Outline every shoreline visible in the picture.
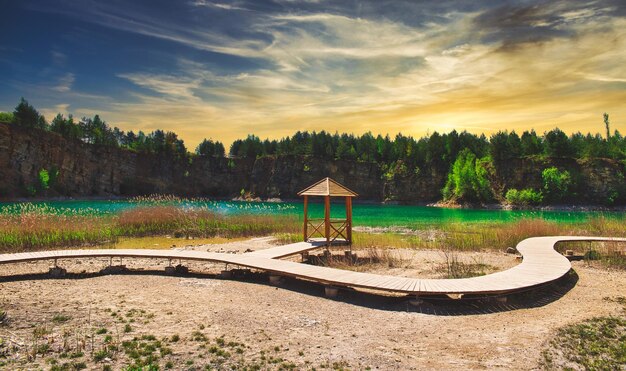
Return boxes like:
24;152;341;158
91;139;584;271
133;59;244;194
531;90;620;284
0;195;625;212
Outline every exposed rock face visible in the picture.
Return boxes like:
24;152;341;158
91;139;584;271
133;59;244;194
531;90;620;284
0;123;624;204
496;157;626;205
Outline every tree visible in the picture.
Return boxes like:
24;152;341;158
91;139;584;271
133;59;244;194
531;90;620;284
50;114;68;136
229;135;263;158
603;113;610;140
375;134;393;163
542;167;571;202
50;114;82;140
151;130;166;153
196;139;225;157
442;149;493;203
544;128;574;157
520;130;543;156
490;131;521;165
13;98;45;129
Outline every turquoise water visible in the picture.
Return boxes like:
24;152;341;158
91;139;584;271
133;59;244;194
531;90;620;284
0;199;623;227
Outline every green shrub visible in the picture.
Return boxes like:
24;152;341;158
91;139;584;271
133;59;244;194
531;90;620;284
443;149;493;203
542;167;571;202
38;169;50;191
93;349;111;362
584;249;601;260
505;188;543;206
0;112;14;123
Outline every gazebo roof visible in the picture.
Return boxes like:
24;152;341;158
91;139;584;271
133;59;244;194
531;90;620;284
297;177;358;197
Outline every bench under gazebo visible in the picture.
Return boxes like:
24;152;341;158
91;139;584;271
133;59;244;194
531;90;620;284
297;177;357;246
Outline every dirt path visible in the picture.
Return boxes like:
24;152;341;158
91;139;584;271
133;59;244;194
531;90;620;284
0;241;624;370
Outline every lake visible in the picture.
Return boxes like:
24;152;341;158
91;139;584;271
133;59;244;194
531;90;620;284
1;199;623;227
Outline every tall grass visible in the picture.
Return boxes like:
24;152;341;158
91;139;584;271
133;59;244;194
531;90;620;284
116;206;299;238
444;219;563;251
0;210;117;251
309;247;410;272
0;204;299;253
0;201;623;269
351;218;625;253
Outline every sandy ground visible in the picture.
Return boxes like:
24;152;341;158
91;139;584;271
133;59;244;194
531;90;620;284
0;238;624;370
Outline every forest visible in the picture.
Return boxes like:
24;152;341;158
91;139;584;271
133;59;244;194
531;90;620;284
2;98;625;205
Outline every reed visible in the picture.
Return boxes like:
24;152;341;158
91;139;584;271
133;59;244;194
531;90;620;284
116;206;299;238
443;219;562;251
0;201;623;271
0;204;299;252
0;210;117;252
348;216;625;269
309;247;409;272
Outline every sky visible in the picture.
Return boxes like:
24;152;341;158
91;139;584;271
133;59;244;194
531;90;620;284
1;0;625;149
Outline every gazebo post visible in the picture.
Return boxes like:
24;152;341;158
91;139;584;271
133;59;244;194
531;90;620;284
303;195;309;241
345;196;352;245
324;195;331;246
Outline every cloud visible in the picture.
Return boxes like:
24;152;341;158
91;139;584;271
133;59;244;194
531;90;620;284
117;72;202;100
17;0;626;148
51;51;67;66
189;0;250;11
52;73;75;92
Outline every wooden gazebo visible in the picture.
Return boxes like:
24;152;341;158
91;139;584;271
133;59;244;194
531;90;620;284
297;177;358;245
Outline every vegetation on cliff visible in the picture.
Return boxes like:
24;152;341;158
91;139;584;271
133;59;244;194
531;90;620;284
1;98;625;205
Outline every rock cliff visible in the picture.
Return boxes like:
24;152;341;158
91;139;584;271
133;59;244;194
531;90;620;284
0;123;624;204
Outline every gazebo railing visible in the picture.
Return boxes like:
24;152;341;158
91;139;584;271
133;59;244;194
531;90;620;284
306;218;349;242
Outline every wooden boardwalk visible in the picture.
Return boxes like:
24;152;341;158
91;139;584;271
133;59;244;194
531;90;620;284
0;236;624;296
246;240;345;259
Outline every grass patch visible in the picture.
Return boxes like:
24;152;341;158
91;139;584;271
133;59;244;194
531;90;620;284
439;250;493;278
95;328;107;335
309;247;411;272
52;314;71;324
541;316;626;370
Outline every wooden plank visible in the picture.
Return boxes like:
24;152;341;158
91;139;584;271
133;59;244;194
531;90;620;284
0;236;623;297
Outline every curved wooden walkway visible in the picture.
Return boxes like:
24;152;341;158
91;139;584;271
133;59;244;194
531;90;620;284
0;236;623;296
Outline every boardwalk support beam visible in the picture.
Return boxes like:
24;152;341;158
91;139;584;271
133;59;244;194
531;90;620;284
49;266;67;277
446;293;464;300
324;286;339;298
220;270;232;279
409;295;423;306
100;265;128;275
166;264;188;275
269;275;282;285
